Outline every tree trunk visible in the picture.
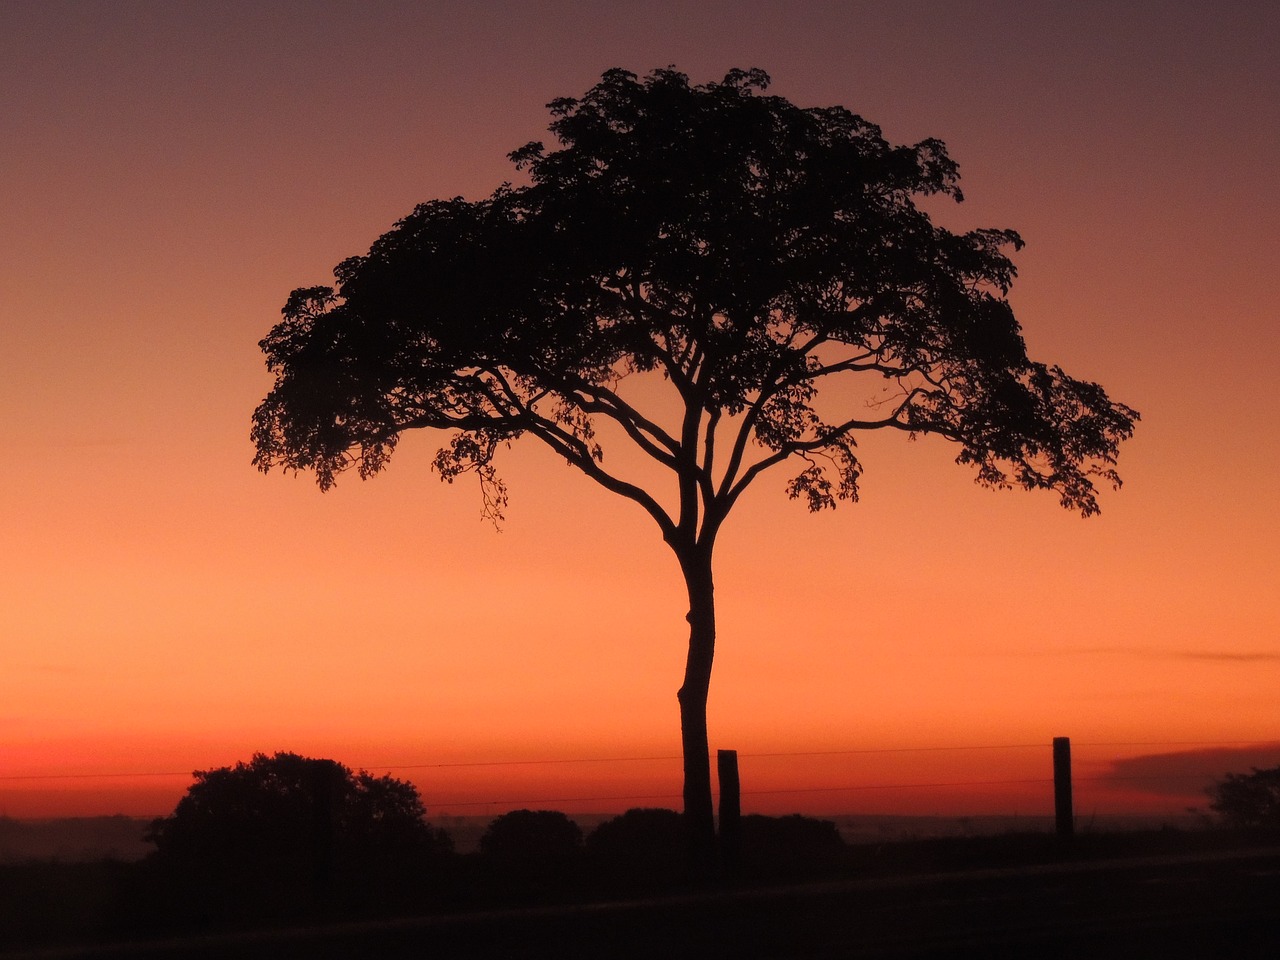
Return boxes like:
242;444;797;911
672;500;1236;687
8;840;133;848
676;546;717;876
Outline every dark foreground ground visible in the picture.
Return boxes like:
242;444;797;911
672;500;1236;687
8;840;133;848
6;843;1280;960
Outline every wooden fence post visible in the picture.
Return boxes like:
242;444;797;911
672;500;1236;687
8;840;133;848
717;749;741;876
1053;736;1074;839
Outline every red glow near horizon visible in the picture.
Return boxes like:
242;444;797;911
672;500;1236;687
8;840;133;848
6;739;1275;824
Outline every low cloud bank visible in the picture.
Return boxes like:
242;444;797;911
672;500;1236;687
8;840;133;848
1100;743;1280;800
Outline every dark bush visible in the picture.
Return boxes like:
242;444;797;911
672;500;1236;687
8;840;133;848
477;809;583;896
145;752;453;922
586;808;686;891
739;814;846;878
1208;765;1280;830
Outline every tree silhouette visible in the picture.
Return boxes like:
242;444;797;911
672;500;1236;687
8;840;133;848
1208;766;1280;830
252;67;1138;865
585;807;686;891
739;814;845;879
478;809;583;896
147;752;451;916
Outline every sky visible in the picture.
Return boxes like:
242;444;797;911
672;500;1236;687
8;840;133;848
2;0;1278;822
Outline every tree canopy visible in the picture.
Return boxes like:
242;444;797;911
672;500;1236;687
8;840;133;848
253;67;1135;530
252;67;1138;863
145;752;453;918
148;751;448;865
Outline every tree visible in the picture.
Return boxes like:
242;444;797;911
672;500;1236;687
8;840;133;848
1208;766;1280;830
739;814;845;879
147;752;451;914
585;808;686;891
477;809;583;895
252;67;1138;866
479;809;583;860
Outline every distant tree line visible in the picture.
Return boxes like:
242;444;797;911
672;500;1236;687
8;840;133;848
138;753;1280;923
8;753;1278;951
136;752;847;925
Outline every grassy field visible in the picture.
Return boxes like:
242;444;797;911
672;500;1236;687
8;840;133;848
2;815;1275;958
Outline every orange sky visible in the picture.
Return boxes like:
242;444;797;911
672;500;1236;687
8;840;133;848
2;1;1278;823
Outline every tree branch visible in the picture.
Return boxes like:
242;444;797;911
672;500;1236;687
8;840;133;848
699;407;721;507
523;415;678;538
723;390;928;509
554;373;683;467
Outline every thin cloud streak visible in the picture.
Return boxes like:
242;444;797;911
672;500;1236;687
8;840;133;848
1002;647;1280;663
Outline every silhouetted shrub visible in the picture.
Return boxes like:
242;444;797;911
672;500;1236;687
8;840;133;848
739;814;846;878
477;809;583;896
586;808;686;891
145;752;453;922
1208;765;1280;830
